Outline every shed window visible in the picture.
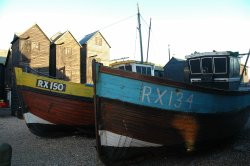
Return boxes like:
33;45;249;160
22;40;31;62
64;47;72;55
189;58;201;74
95;37;102;46
32;42;40;51
214;57;227;74
24;40;31;53
201;57;213;74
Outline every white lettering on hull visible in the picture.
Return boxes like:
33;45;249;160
36;79;66;92
141;86;194;109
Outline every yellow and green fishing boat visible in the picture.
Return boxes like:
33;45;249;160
15;67;94;137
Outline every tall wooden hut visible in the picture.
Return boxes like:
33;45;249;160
79;31;111;84
50;31;81;83
11;24;50;74
9;24;50;117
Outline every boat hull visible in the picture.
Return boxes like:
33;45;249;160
95;96;249;162
19;87;94;137
14;67;95;137
93;63;250;163
25;112;93;137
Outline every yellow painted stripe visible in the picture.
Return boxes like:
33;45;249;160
14;67;93;98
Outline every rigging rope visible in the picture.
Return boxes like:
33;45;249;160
98;14;137;31
133;26;138;59
141;15;150;28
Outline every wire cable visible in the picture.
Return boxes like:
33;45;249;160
98;14;137;31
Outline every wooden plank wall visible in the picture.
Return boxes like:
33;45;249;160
19;25;50;75
54;32;81;83
85;32;110;84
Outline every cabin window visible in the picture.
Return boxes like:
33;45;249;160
147;67;151;75
31;42;40;51
125;65;132;71
230;57;240;77
189;58;201;74
136;66;141;73
136;66;152;75
201;57;213;74
234;58;240;76
118;65;132;71
118;66;125;70
214;57;227;74
95;37;102;46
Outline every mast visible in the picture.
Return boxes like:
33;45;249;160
146;18;152;62
137;4;144;63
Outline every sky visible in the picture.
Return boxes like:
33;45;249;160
1;0;250;66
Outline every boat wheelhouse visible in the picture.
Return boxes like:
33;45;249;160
185;51;241;90
109;60;155;76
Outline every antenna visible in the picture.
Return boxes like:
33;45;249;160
168;44;171;61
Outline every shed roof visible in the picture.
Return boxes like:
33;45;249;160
79;31;111;48
79;31;97;45
50;32;63;42
11;24;50;44
51;31;82;47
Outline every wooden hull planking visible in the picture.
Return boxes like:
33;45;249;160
15;67;95;137
95;97;249;162
93;63;250;163
20;87;95;137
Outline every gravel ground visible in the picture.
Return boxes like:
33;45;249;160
0;108;250;166
0;108;104;166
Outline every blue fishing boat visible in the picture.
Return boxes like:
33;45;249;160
92;50;250;163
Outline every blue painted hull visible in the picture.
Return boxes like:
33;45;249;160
97;73;250;114
93;63;250;163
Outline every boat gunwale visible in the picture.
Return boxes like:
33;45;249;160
98;65;250;96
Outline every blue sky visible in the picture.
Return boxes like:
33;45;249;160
1;0;250;65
